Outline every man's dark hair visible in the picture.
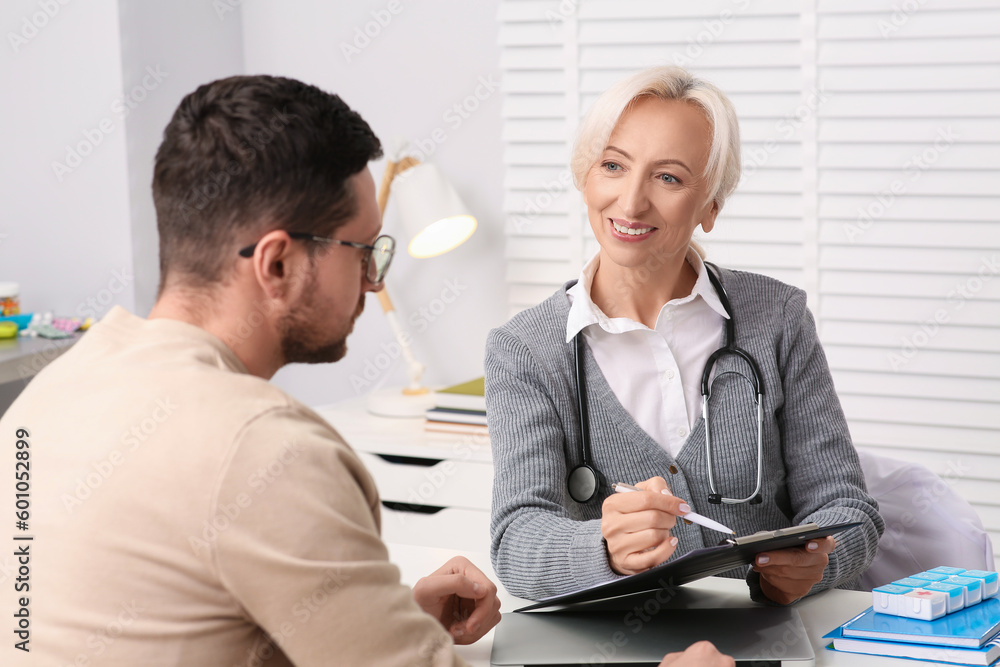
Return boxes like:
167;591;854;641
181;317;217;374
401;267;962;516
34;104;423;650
152;75;382;290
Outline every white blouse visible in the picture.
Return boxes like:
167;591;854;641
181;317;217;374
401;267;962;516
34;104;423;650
565;247;728;458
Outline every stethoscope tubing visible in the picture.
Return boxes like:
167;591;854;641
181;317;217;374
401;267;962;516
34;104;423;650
567;328;603;503
701;263;766;505
568;262;765;505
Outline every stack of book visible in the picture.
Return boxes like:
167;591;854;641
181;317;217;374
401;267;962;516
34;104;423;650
425;377;488;436
826;569;1000;665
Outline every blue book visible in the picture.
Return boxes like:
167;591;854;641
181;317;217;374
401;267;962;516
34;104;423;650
840;598;1000;649
825;626;1000;666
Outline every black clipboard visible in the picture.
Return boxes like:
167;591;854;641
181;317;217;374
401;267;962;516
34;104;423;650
516;521;862;612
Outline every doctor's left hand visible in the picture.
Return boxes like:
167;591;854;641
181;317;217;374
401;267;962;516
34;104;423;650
752;536;836;605
412;555;502;644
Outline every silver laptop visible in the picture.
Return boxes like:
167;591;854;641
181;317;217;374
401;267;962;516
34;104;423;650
491;606;815;666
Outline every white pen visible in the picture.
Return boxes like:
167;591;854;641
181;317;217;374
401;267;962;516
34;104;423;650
612;482;736;535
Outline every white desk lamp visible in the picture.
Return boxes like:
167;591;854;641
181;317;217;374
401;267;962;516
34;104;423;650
366;155;477;417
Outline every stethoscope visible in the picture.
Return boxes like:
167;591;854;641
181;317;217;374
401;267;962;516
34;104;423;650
566;263;765;506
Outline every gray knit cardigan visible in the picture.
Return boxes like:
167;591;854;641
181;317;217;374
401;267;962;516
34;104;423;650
484;267;884;601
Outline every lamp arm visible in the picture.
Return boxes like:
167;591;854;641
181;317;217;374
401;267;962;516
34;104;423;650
374;155;429;396
375;289;426;394
377;156;421;218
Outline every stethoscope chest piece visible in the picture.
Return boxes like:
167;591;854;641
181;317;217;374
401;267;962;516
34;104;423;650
567;464;600;504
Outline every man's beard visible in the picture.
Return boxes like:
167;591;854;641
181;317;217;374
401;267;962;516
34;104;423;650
278;276;364;365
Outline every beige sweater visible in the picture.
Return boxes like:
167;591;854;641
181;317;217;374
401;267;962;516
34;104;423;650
0;307;466;666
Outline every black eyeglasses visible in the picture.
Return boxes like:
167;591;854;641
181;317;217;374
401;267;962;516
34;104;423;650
238;232;396;284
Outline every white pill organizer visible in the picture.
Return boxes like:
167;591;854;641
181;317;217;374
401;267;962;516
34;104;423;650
873;567;999;620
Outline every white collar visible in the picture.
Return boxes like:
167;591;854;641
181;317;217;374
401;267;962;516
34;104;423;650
565;246;730;343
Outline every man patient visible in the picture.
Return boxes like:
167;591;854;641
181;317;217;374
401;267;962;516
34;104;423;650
1;75;730;667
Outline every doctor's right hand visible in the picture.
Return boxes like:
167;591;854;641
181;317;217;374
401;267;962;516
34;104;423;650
601;476;685;575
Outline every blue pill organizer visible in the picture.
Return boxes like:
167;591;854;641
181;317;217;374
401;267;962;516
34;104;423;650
872;567;999;620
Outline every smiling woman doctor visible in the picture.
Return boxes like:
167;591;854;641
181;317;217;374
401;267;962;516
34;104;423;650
484;66;884;604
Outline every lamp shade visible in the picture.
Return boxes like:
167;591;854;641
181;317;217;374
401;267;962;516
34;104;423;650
390;162;477;258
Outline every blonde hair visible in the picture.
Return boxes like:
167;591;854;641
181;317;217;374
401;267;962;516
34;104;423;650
571;66;742;214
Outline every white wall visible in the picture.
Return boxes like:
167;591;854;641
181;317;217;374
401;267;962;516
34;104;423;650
116;0;245;315
1;0;134;318
0;1;245;320
242;0;507;407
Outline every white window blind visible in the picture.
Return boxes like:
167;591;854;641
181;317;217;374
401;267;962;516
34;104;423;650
499;0;1000;571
